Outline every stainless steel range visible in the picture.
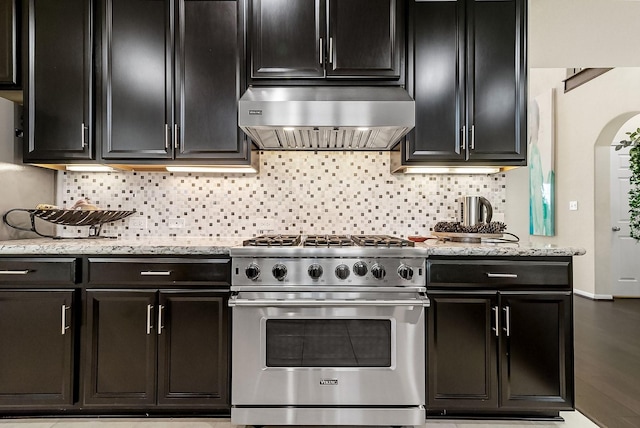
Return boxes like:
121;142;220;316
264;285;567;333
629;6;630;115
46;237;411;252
229;235;429;427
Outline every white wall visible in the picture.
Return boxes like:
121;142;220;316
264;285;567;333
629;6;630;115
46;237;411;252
529;0;640;67
506;68;640;296
0;98;55;240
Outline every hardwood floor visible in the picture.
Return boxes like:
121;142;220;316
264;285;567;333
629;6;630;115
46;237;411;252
574;296;640;428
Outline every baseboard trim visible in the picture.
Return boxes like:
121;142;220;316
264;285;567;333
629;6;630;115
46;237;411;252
574;289;614;300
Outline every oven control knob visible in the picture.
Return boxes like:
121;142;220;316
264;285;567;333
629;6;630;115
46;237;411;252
335;264;350;280
397;264;414;280
371;263;386;280
353;261;368;276
245;263;261;281
272;264;287;281
308;264;323;279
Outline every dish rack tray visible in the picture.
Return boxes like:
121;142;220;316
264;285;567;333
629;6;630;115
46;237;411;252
2;208;135;239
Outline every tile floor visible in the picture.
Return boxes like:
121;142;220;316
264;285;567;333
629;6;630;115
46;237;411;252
0;412;599;428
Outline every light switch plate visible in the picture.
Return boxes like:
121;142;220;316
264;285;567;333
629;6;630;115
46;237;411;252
569;201;578;211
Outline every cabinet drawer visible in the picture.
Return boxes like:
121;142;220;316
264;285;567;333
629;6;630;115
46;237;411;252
0;258;78;285
87;258;231;286
427;258;571;290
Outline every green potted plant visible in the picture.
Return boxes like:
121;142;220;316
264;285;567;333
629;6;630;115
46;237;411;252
615;127;640;240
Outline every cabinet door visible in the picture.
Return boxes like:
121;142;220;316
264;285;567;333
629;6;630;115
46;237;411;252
101;0;172;160
499;293;574;410
327;0;403;78
0;0;19;87
24;0;92;161
0;290;74;407
427;293;498;409
157;291;229;408
404;0;465;162
84;290;157;406
176;0;249;161
249;0;325;78
467;0;526;163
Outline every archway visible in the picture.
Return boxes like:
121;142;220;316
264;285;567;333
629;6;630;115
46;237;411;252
593;111;640;298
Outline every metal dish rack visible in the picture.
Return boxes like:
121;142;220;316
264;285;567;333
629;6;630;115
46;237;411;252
2;208;135;239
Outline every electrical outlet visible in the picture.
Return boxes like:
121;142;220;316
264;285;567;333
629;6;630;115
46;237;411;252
569;201;578;211
256;219;273;234
129;216;147;229
168;218;186;229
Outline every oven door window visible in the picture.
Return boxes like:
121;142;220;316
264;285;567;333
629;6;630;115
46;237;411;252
265;319;391;367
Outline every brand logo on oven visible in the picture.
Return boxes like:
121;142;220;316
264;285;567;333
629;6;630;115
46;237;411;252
320;379;338;386
248;109;262;115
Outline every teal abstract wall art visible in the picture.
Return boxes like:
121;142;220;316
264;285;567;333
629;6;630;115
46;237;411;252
529;88;556;236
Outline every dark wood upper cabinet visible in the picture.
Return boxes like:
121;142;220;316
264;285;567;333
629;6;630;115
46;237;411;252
101;0;251;163
0;290;75;408
23;0;93;162
0;0;20;88
100;0;172;160
327;0;401;78
248;0;404;82
249;0;324;79
176;0;248;159
401;0;526;166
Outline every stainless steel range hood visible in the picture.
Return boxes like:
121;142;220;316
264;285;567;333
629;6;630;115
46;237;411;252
238;87;415;150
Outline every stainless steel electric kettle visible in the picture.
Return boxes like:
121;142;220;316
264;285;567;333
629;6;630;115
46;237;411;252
459;196;493;226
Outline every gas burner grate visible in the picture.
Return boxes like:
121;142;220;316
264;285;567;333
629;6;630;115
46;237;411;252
304;235;354;247
351;235;415;248
243;235;302;247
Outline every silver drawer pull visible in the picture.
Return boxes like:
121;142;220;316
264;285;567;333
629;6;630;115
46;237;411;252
487;273;518;278
140;271;172;276
0;270;30;275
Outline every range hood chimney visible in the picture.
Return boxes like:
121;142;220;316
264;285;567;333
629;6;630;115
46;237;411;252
238;86;415;150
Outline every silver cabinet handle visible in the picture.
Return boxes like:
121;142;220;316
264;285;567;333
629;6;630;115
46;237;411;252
319;38;323;64
612;226;621;231
157;304;164;335
471;125;475;150
140;271;172;276
146;304;154;335
81;123;88;148
0;270;30;275
492;305;499;337
461;125;466;150
487;273;518;278
329;37;333;64
503;306;511;337
61;304;71;335
174;124;179;150
165;123;170;149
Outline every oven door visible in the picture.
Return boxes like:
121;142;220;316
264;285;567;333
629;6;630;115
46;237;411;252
230;291;428;407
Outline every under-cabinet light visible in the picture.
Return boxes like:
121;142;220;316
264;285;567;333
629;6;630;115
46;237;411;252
165;166;258;174
65;165;115;172
403;167;501;174
283;127;296;132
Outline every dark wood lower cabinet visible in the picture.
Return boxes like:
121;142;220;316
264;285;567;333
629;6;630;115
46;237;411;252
157;291;229;407
427;291;574;414
83;290;157;406
83;289;229;409
0;290;75;408
427;293;498;409
500;293;573;410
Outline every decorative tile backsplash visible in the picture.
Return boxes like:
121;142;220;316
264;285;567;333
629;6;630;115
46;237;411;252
56;152;506;238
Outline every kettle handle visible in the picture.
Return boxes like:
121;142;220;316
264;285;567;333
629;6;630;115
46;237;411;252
479;197;493;223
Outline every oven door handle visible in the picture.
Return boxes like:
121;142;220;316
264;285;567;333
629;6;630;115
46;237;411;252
228;295;430;308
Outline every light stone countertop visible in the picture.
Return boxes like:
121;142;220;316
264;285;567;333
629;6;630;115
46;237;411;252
0;237;586;257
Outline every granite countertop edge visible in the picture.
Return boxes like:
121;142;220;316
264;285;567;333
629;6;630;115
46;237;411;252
0;238;586;257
